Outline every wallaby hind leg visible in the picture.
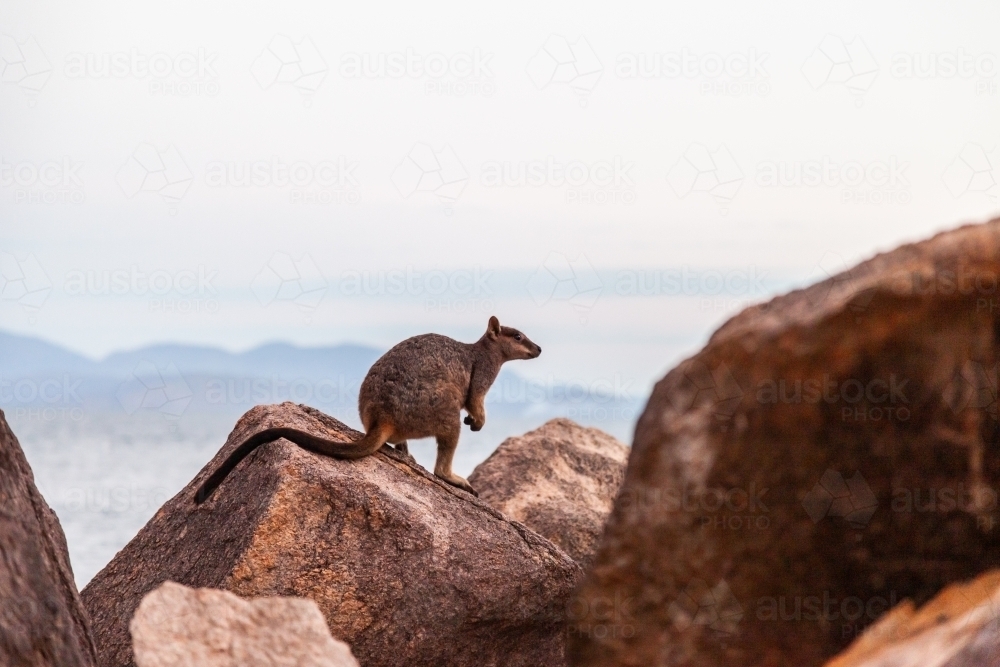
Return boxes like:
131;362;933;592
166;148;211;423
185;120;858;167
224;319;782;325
434;421;477;496
388;434;408;455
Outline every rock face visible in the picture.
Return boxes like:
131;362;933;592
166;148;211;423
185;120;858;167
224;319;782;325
570;219;1000;667
0;408;98;667
469;418;628;565
82;402;581;667
131;581;359;667
824;570;1000;667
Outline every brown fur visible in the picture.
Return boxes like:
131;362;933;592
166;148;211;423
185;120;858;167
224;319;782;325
195;316;541;503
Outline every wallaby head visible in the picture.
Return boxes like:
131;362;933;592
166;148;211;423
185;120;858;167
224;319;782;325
481;315;542;360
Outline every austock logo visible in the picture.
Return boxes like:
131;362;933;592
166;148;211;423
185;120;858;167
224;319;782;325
945;360;998;420
526;35;602;105
526;252;603;323
668;579;743;635
755;373;911;423
806;251;1000;315
0;252;52;320
669;361;744;422
1;156;86;204
891;49;999;95
205;375;359;408
0;374;85;423
116;143;193;207
755;156;911;206
942;143;999;202
566;589;636;640
116;361;193;417
63;265;220;315
755;590;900;634
615;482;770;532
251;35;327;100
64;485;171;514
337;265;495;314
801;35;878;104
479;156;636;205
804;251;876;313
251;252;328;317
667;143;743;213
339;47;495;97
391;143;468;204
64;47;220;96
204;156;360;205
0;35;52;98
615;266;770;313
615;47;770;97
802;469;878;528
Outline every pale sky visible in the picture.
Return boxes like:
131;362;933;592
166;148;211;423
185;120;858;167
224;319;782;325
3;0;999;394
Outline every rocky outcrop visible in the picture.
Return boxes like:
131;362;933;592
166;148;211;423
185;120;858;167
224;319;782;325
131;581;358;667
0;408;98;667
824;570;1000;667
469;418;628;565
82;402;581;667
569;219;1000;666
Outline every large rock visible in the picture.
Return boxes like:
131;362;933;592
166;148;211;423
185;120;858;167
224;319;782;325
570;219;1000;666
469;418;628;565
824;570;1000;667
0;408;98;667
82;402;581;667
131;581;359;667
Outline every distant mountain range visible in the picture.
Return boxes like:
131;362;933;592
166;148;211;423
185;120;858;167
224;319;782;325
0;330;382;421
0;330;381;379
0;331;644;428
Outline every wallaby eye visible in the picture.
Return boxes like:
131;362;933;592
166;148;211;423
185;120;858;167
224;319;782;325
515;334;522;341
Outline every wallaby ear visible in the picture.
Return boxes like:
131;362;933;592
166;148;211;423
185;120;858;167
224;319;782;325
488;315;501;337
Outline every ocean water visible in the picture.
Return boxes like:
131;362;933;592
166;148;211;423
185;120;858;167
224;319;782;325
12;406;637;587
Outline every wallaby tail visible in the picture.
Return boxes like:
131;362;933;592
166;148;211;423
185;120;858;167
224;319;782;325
194;423;392;504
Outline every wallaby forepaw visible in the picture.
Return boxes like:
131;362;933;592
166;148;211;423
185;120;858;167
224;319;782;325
464;415;473;425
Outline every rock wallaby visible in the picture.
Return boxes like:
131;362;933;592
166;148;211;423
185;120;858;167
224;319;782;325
195;316;541;503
